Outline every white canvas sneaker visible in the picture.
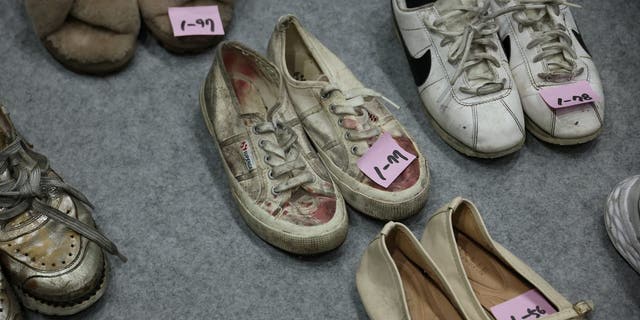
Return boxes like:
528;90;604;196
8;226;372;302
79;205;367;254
392;0;525;158
268;15;430;220
491;0;604;144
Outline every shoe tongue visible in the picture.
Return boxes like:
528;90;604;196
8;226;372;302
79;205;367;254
435;0;478;14
523;7;569;76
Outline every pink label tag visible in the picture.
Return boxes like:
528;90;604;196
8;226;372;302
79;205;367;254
539;80;600;109
490;289;557;320
168;6;225;37
356;133;416;188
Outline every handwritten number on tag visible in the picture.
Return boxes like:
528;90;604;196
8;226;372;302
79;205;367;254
556;93;593;106
373;150;410;181
180;18;215;32
509;305;548;319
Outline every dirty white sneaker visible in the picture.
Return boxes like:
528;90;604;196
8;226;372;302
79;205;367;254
268;15;430;220
605;176;640;274
491;0;604;144
392;0;525;158
200;41;348;254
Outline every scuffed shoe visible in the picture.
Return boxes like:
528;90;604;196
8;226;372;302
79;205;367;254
25;0;140;75
199;41;348;254
491;0;604;144
0;106;125;316
138;0;235;54
422;197;593;319
268;15;430;220
0;270;21;320
605;175;640;274
393;0;525;158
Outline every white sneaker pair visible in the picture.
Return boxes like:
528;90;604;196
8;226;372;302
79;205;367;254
393;0;604;158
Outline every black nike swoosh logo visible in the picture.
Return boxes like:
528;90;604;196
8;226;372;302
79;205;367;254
501;35;511;62
392;13;432;87
572;29;591;56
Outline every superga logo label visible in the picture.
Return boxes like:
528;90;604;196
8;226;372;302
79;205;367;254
240;140;256;171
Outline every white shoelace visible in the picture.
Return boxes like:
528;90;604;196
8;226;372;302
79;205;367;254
498;0;584;82
320;85;400;157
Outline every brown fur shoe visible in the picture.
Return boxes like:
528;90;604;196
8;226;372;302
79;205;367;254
25;0;140;75
138;0;234;54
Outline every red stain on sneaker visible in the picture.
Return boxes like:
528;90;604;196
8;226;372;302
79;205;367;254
310;196;336;225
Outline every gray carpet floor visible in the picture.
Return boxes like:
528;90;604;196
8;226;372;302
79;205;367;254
1;0;639;319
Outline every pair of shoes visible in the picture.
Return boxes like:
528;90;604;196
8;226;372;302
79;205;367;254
24;0;235;75
357;197;594;319
393;0;603;158
0;106;125;317
200;15;430;254
605;175;640;274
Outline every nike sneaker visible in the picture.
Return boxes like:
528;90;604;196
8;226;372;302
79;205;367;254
605;175;640;274
392;0;525;158
491;0;604;144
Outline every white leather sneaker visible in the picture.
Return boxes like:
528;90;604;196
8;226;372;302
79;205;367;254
491;0;604;145
392;0;525;158
268;15;430;220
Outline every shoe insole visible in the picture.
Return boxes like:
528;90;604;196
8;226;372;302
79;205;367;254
285;27;323;82
391;250;463;320
455;232;547;312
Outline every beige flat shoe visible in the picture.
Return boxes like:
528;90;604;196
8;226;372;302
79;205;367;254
421;197;593;320
356;222;469;320
25;0;140;75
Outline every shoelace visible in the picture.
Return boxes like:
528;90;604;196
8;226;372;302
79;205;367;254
425;0;509;96
502;0;584;82
320;85;400;157
0;137;127;262
254;120;314;195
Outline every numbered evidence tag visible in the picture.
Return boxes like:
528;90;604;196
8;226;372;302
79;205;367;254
539;80;601;109
167;6;225;37
356;132;416;189
490;289;557;320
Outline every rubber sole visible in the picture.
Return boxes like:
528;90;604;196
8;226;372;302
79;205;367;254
199;81;348;255
15;258;109;316
525;115;602;146
605;176;640;274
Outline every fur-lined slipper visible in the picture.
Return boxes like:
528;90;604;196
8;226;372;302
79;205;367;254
25;0;140;75
138;0;234;54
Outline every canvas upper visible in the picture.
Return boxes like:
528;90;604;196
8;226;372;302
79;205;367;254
491;0;604;143
268;15;429;220
393;0;525;158
200;41;348;254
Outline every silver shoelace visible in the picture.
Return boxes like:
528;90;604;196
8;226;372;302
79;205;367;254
320;85;400;157
0;137;126;262
253;120;314;195
500;0;584;82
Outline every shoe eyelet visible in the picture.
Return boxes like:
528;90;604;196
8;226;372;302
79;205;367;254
320;91;331;100
351;146;359;155
329;104;337;113
264;155;271;163
271;186;280;196
344;132;351;141
267;170;275;180
337;118;343;126
252;126;259;135
259;140;267;147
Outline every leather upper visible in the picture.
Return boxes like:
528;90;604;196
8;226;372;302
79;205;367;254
393;0;525;154
492;0;604;139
